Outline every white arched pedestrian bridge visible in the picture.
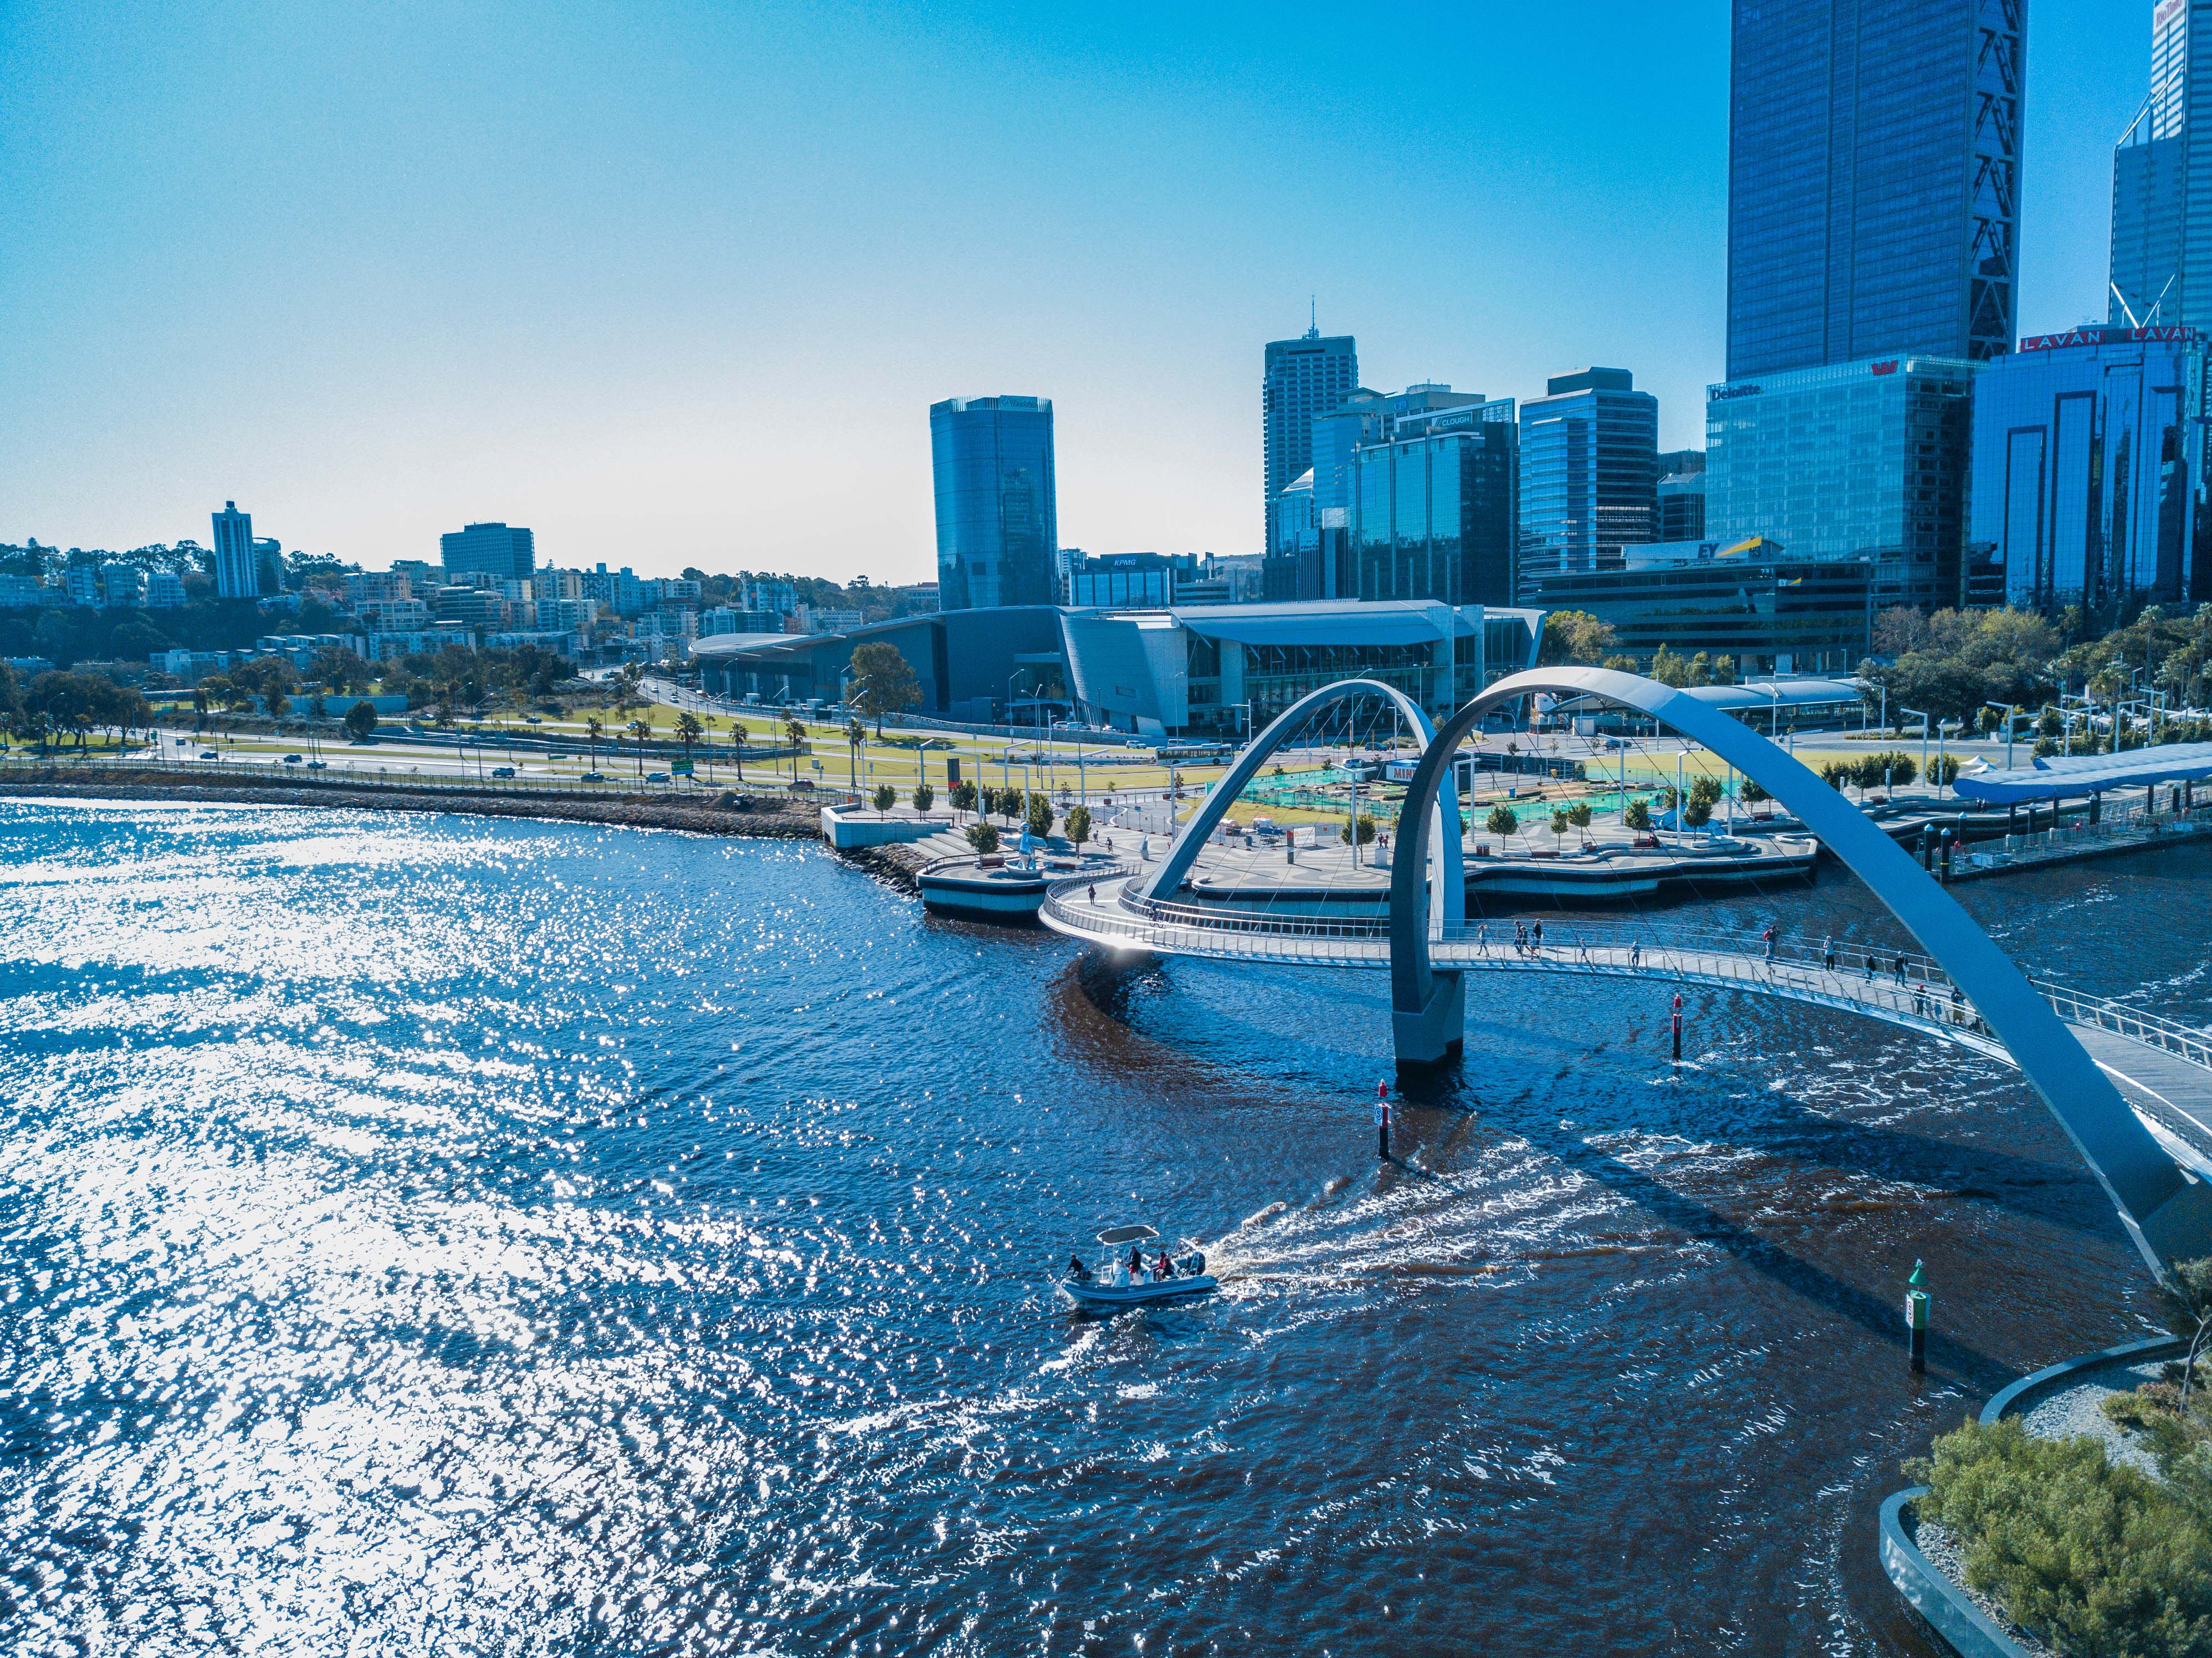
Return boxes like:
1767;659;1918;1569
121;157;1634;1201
1040;666;2212;1278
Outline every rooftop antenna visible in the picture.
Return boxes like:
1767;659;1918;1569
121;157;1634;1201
1306;295;1318;340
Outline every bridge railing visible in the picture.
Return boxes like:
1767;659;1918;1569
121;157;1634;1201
1053;874;2212;1073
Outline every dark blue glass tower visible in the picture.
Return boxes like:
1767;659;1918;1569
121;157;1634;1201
930;396;1058;612
1726;0;2023;379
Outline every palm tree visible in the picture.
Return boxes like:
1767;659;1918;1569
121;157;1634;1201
627;718;652;779
783;715;807;781
585;716;604;774
846;717;865;788
674;711;704;779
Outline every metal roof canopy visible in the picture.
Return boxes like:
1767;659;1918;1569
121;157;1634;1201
2035;740;2212;774
1956;749;2212;804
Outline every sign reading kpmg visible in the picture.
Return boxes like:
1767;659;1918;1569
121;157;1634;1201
2020;324;2200;352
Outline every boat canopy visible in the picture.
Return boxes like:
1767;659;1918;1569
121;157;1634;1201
1954;748;2212;805
1095;1224;1159;1246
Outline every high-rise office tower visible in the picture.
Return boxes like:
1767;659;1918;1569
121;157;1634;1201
930;395;1058;611
441;522;536;581
1726;0;2024;379
1263;324;1358;557
2110;0;2208;327
1347;398;1519;607
1515;369;1659;595
212;500;259;599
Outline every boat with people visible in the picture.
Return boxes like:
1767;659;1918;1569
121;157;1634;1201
1059;1224;1216;1311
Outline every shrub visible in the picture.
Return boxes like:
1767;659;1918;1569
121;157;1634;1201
871;784;897;813
911;782;934;812
1930;754;1962;786
965;821;1000;854
1908;1416;2212;1655
344;700;378;740
1740;778;1770;810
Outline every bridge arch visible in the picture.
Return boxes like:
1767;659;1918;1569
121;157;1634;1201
1135;678;1464;924
1386;665;2212;1277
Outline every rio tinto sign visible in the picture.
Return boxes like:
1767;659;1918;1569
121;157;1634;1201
2020;324;2200;352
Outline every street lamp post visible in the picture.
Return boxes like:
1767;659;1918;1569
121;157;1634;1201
1899;705;1931;794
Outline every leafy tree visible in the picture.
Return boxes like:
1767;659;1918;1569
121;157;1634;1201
912;781;935;812
1624;797;1653;832
848;641;923;735
1484;804;1518;846
949;779;977;815
1026;791;1054;840
1929;753;1962;787
1683;774;1723;828
1567;800;1594;846
1065;804;1092;848
1549;808;1570;851
344;699;378;740
871;784;897;813
1740;778;1770;815
1648;644;1692;687
965;821;1000;855
1355;812;1378;846
1539;610;1619;667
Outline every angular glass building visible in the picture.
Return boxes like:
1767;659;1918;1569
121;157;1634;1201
1727;0;2024;378
1262;327;1358;557
930;395;1058;612
1706;354;1977;610
1967;323;2212;612
1514;368;1658;592
1348;400;1519;608
2109;0;2208;329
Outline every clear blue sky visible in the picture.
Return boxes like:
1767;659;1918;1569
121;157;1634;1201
0;0;2151;581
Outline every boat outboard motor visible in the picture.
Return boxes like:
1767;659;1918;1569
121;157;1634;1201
1177;1250;1206;1277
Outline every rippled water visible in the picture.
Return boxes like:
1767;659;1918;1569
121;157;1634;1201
2;798;2206;1656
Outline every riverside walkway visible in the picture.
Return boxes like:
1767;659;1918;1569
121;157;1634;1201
1042;874;2212;1177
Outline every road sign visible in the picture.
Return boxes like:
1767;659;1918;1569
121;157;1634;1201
671;759;694;776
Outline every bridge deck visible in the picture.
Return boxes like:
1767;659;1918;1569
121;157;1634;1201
1041;876;2212;1176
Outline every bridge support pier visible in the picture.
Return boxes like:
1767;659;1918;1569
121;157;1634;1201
1392;969;1464;1072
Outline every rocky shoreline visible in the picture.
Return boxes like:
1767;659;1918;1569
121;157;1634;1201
0;772;825;840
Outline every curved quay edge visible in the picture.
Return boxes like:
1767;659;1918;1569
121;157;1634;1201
1386;666;2212;1281
1876;1334;2191;1658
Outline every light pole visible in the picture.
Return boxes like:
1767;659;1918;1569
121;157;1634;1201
1899;706;1931;794
1006;668;1031;734
1983;701;2031;770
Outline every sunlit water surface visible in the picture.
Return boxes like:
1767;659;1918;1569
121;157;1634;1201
2;798;2207;1656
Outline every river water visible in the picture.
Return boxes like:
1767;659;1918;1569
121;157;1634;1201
2;797;2206;1656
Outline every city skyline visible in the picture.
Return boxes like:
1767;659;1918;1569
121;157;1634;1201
0;0;2153;579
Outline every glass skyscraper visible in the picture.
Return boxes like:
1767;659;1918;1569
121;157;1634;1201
1348;399;1518;608
1707;354;1977;610
1967;324;2212;611
2109;0;2212;329
1727;0;2024;379
930;395;1058;612
440;521;536;581
1262;326;1358;558
1515;368;1658;595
